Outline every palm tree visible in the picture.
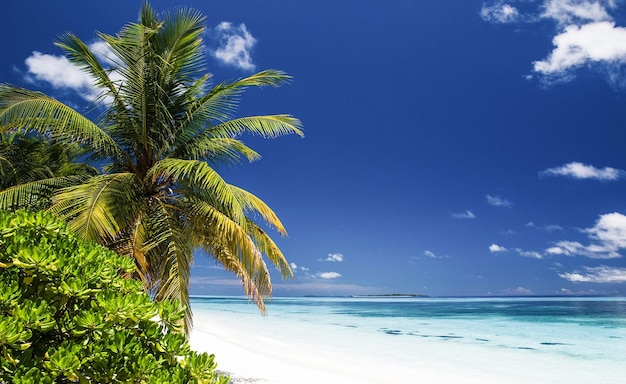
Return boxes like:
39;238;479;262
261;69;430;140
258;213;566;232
0;2;302;332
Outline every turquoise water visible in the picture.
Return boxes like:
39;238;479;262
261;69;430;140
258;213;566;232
191;296;626;380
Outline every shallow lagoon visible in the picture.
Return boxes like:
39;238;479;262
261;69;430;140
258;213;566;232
190;296;626;383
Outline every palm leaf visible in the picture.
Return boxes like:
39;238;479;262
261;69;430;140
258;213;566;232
185;197;272;306
148;158;246;224
0;175;88;210
172;137;261;165
49;173;143;243
171;70;298;141
230;185;287;235
248;222;293;280
0;85;124;160
147;200;194;334
209;115;303;139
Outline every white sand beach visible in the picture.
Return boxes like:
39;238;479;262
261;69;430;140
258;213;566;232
189;308;616;384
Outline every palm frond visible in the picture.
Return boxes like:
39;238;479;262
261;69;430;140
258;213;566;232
147;200;194;334
0;85;124;160
210;115;304;140
148;158;246;224
55;34;124;107
0;175;89;211
171;70;297;141
230;185;287;235
229;69;294;89
157;6;206;81
248;222;293;280
49;173;143;243
185;197;272;307
173;137;261;165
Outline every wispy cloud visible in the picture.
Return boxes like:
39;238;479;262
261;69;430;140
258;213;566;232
212;22;257;71
486;194;513;207
289;262;309;272
504;286;535;295
540;0;614;26
546;212;626;259
451;210;476;219
489;243;507;253
527;222;564;232
324;253;344;262
480;2;521;23
540;162;624;180
489;244;541;258
559;265;626;283
423;250;447;259
189;276;248;287
272;281;382;296
316;272;342;279
515;248;543;259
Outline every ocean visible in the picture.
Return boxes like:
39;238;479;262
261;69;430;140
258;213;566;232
190;296;626;383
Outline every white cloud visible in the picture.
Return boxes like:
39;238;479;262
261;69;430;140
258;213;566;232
503;286;535;295
289;263;309;273
546;240;586;255
541;0;614;25
325;253;344;262
451;210;476;219
489;243;542;258
25;51;94;89
23;42;122;103
423;250;447;259
527;222;564;231
540;162;623;180
481;3;521;23
486;194;513;207
559;265;626;283
586;212;626;249
515;248;544;259
88;41;117;67
316;272;342;279
513;286;534;294
212;22;257;71
489;243;508;253
481;0;626;86
545;212;626;259
533;21;626;76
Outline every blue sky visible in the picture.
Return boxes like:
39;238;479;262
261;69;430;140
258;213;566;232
4;0;626;297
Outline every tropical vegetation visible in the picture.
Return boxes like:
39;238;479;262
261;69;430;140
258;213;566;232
0;210;229;383
0;131;97;198
0;2;302;332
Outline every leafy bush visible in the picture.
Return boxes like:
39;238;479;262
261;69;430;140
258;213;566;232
0;210;229;383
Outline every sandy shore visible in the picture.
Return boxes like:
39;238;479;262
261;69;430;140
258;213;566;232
189;310;619;384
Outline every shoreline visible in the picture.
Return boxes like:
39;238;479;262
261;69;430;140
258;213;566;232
188;307;616;384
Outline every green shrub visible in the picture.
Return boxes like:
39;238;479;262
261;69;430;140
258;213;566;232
0;210;229;384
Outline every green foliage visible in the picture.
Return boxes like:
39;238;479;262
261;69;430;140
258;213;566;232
0;210;229;384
